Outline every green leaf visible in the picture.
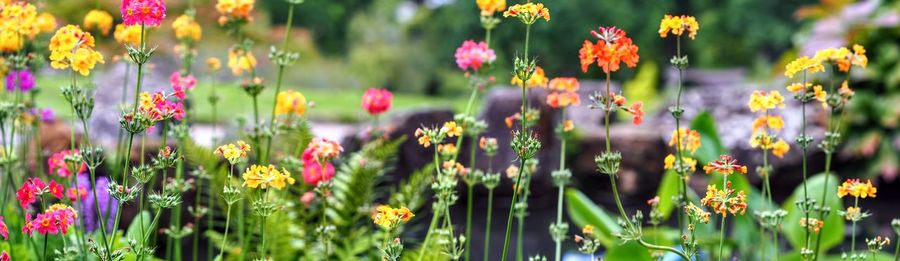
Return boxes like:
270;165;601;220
565;188;621;247
125;210;152;241
655;169;681;219
689;111;726;164
605;241;653;261
781;173;844;254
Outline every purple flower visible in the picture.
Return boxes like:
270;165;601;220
77;175;118;233
39;108;56;123
5;70;35;92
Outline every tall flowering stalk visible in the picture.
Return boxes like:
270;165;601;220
581;25;689;260
479;137;500;261
214;141;251;260
242;164;295;259
810;45;866;260
499;3;549;260
414;122;465;261
784;55;825;258
545;77;579;261
701;155;749;261
837;179;877;260
658;14;699;238
747;89;790;259
372;205;415;261
307;138;343;258
263;0;304;163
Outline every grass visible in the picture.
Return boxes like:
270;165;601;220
32;74;477;124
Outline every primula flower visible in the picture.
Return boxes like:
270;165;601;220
579;26;640;74
414;128;432;148
702;154;747;176
16;178;48;209
441;121;463;137
751;115;785;132
301;147;335;186
48;180;64;199
49;25;105;76
214;140;251;164
83;9;113;35
747;90;785;112
23;204;78;236
242;164;295;190
476;0;506;16
800;218;824;234
361;88;393;116
503;3;550;24
48;149;87;178
371;205;414;230
701;182;747;216
546;77;580;109
5;69;35;92
0;216;7;240
307;138;344;163
227;47;257;76
455;40;496;71
684;203;711;224
120;0;166;27
658;14;699;39
0;2;40;45
67;187;88;202
216;0;255;25
169;71;197;101
275;90;308;117
664;154;697;172
207;57;222;72
837;179;877;199
113;23;143;46
668;128;702;154
814;45;867;72
35;12;58;33
137;91;186;121
784;56;824;78
511;66;548;88
172;14;202;42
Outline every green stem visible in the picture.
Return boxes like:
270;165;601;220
637;239;692;261
673;35;689;235
719;214;727;261
516;211;524;261
851;197;858;258
801;72;810;251
553;110;567;261
218;203;233;259
465;182;474;261
416;208;442;261
500;160;526;261
483;188;494;261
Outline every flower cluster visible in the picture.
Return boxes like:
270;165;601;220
414;121;463;148
837;179;877;199
546;77;580;109
301;147;335;186
216;0;255;25
23;204;78;236
455;40;496;71
503;3;550;25
172;14;202;42
5;69;35;92
784;56;824;79
137;91;186;122
275;90;308;117
114;23;143;46
703;154;748;176
785;82;827;108
307;138;344;164
579;26;640;73
48;25;105;76
748;90;790;158
476;0;506;16
658;14;699;39
814;45;867;72
47;149;87;178
371;205;414;230
361;88;393;116
170;71;197;101
242;164;295;190
589;91;644;125
120;0;166;27
83;9;113;35
799;217;824;234
227;47;257;76
16;178;64;209
0;2;49;52
701;182;747;216
511;66;548;88
214;140;251;164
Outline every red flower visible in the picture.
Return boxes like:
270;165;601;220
625;102;644;125
48;180;64;199
361;88;393;116
579;26;640;74
16;178;45;209
0;251;8;261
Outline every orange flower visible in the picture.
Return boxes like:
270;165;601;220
701;183;747;216
668;128;702;154
503;3;550;24
837;179;877;199
703;155;747;176
476;0;506;16
579;26;640;74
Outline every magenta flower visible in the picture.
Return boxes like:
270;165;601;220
301;147;335;186
361;88;393;116
39;108;56;123
170;71;196;101
48;149;87;178
454;40;496;71
121;0;166;27
5;70;35;92
0;216;8;240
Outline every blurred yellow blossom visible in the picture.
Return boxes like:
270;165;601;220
242;164;295;190
658;14;699;39
83;9;113;36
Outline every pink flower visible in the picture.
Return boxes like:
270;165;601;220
170;71;196;101
301;147;335;186
0;216;8;240
455;40;496;71
307;138;343;163
48;180;64;199
361;88;393;116
48;149;88;178
24;205;78;236
300;192;316;207
0;251;8;261
121;0;166;27
16;178;44;209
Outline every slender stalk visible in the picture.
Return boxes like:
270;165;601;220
218;203;233;259
851;197;859;257
465;182;474;261
673;35;689;235
263;2;297;163
553;108;568;261
814;65;839;261
501;23;531;261
800;72;811;250
483;188;495;261
137;208;164;261
718;214;727;261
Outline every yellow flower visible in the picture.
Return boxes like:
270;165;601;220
206;57;222;72
371;205;414;230
477;0;506;16
784;56;824;78
414;128;432;148
751;115;784;132
563;120;574;132
849;44;867;69
771;139;789;158
0;2;39;38
668;128;701;154
437;143;458;156
786;82;810;94
503;2;550;24
814;45;867;72
35;12;57;33
83;9;113;36
49;25;105;76
510;66;548;88
663;154;697;172
837;179;877;199
215;141;252;164
747;90;785;112
582;225;594;235
441;121;463;137
216;0;255;24
113;24;143;46
172;14;202;42
659;14;699;39
228;47;257;76
0;29;23;52
241;164;295;190
813;85;827;109
274;90;307;116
